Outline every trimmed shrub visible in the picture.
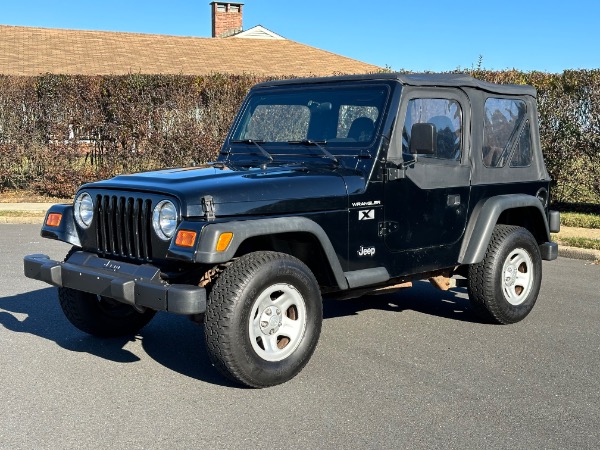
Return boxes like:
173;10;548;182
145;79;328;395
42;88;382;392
0;70;598;202
0;73;270;196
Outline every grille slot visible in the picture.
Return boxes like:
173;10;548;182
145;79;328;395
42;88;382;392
95;195;153;261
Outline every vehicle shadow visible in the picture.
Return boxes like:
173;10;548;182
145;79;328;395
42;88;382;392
140;315;237;387
0;287;235;387
323;280;483;323
1;281;481;386
0;287;139;362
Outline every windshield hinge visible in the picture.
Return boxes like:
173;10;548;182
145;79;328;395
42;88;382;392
378;221;399;236
202;195;215;221
386;167;406;181
386;160;416;181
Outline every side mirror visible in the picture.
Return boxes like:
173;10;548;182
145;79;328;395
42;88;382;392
410;123;437;155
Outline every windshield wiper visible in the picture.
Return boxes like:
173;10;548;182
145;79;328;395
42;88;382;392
287;140;339;165
231;139;273;163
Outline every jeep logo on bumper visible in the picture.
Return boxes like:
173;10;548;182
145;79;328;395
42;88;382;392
103;260;122;272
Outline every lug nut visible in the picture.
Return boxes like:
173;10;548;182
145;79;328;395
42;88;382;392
261;321;268;328
276;308;281;315
265;308;272;316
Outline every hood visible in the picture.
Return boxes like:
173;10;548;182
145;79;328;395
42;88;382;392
83;164;359;217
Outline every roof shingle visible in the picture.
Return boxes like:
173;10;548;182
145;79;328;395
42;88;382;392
0;25;381;76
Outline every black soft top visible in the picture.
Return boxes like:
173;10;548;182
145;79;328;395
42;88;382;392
254;73;537;97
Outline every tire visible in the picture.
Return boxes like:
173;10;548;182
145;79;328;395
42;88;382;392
205;251;322;388
467;225;542;324
58;287;156;337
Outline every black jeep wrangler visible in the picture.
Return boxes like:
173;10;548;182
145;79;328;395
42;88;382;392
24;74;560;387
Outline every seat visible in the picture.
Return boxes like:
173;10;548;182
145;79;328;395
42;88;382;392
347;117;375;142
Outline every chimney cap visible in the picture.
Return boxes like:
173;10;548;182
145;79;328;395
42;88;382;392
209;2;245;5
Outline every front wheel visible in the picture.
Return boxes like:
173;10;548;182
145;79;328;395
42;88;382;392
204;251;322;388
467;225;542;324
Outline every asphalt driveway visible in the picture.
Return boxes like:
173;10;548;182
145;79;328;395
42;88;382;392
1;224;598;449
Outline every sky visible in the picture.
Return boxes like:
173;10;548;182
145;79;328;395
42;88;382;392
2;0;599;73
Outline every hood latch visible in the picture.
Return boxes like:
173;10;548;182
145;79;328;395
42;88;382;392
201;195;215;221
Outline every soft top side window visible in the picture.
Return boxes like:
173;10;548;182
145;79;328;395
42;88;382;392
510;121;532;167
483;98;527;168
402;98;462;162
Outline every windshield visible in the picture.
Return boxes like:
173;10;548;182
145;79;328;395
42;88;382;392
230;83;391;151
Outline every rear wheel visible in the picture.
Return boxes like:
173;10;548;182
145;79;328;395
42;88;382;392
205;251;322;388
467;225;542;324
58;287;156;337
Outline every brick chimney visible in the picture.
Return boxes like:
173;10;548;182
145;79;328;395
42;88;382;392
210;2;244;38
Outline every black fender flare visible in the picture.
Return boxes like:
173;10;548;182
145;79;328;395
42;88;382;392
39;204;82;247
458;194;550;265
193;216;349;290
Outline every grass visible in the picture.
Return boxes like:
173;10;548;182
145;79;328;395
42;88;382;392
0;188;70;203
555;236;600;251
560;212;600;229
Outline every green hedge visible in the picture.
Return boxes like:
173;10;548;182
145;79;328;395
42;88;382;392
0;70;599;202
0;73;271;196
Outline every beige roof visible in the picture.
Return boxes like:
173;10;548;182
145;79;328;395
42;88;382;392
0;24;381;76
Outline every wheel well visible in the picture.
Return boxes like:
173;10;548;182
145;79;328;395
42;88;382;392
497;207;548;244
233;232;337;288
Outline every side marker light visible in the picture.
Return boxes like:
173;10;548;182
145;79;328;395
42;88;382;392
175;230;197;248
216;232;234;252
46;213;62;227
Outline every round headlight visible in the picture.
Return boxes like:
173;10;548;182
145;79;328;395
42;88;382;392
74;192;94;228
152;200;178;240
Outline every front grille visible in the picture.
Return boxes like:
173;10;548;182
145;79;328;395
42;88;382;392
95;195;153;261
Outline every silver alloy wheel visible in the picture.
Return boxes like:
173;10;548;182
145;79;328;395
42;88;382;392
501;248;534;306
248;283;307;362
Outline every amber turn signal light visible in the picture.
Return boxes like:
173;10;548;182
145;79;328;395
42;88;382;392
45;213;62;227
216;232;233;252
175;230;197;248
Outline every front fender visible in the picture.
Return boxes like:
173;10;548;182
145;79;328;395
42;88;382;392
40;204;81;247
168;216;348;290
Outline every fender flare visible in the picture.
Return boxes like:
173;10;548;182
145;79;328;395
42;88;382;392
193;216;349;290
458;194;550;265
39;204;81;247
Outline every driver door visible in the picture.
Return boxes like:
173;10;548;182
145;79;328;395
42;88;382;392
383;88;471;264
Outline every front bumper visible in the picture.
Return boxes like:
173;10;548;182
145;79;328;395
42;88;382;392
23;252;206;315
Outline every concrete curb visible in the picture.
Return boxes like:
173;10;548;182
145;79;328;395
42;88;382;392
558;246;600;262
0;202;53;224
0;203;57;212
